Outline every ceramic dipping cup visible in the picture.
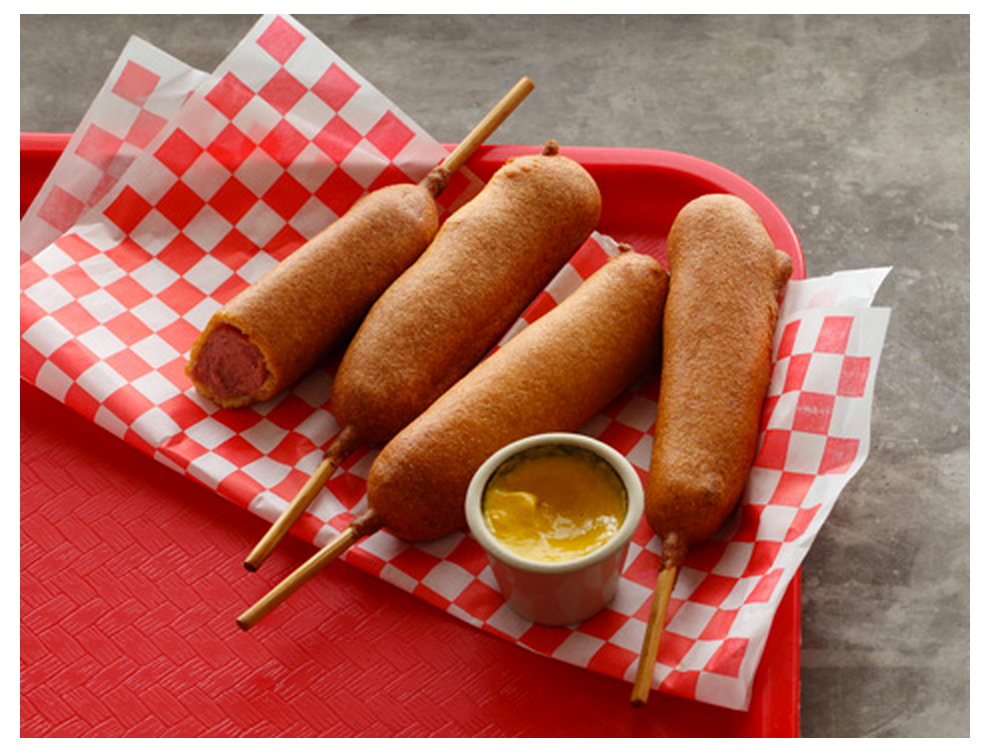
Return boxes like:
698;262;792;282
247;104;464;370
465;432;644;626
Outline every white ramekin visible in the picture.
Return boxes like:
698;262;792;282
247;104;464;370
465;432;644;626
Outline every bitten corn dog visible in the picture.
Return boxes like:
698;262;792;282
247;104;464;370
236;249;669;628
630;193;793;707
187;182;440;408
244;138;601;570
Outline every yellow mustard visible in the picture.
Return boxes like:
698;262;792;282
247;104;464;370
482;444;627;563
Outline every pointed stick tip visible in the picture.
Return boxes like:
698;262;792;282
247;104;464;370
234;512;383;630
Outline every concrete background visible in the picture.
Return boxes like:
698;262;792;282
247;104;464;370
21;15;970;737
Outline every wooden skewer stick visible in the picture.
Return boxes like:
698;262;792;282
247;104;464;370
438;76;534;179
241;77;534;572
244;426;359;571
237;510;383;630
630;564;678;707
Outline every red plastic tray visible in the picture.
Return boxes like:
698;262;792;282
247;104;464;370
20;133;801;737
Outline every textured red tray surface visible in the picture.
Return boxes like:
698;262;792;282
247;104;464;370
21;134;801;737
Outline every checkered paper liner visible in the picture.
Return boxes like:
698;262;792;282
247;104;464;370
19;15;893;711
20;36;210;263
20;14;484;266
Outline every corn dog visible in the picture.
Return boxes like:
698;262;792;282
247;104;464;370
631;193;792;706
331;140;601;445
368;249;666;542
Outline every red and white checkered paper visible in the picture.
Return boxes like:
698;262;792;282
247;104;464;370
21;37;209;262
20;15;892;711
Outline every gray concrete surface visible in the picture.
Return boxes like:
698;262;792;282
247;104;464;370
20;15;969;737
